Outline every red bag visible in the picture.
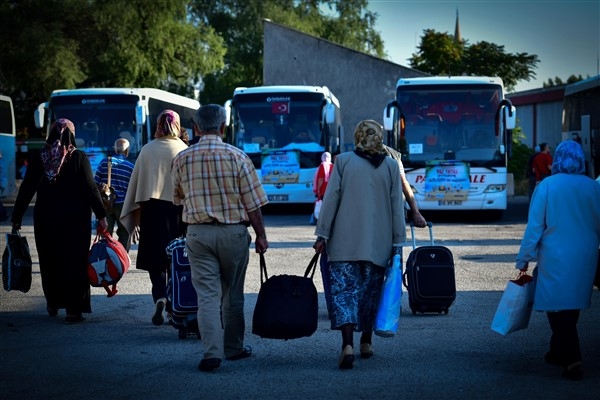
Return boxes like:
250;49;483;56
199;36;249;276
87;226;131;297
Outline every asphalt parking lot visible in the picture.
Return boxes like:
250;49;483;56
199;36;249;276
1;196;599;399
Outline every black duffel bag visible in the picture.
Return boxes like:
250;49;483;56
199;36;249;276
252;253;319;340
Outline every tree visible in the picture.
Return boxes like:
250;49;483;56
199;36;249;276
543;74;587;88
409;30;539;92
191;0;385;104
0;0;226;131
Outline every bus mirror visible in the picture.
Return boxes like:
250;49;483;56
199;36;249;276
504;106;516;129
383;106;394;130
224;99;232;125
325;102;335;124
33;102;47;129
135;101;147;126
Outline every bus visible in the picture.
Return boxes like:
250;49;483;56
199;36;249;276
224;85;343;204
0;95;16;198
562;75;600;179
33;88;200;172
383;76;516;215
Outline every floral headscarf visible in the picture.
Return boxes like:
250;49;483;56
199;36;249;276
552;140;585;175
353;119;387;167
155;109;181;138
40;118;76;182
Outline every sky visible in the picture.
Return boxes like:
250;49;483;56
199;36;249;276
366;0;600;92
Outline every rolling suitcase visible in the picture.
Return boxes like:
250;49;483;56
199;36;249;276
166;238;200;339
403;222;456;315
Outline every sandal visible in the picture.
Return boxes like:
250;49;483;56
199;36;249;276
65;315;86;324
562;362;583;381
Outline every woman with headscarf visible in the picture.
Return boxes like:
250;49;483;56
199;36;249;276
516;140;600;381
313;120;405;369
11;119;108;323
120;110;188;326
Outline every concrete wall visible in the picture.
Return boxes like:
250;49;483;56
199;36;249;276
263;20;427;150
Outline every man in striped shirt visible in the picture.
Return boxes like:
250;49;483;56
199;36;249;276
171;104;269;372
94;138;134;250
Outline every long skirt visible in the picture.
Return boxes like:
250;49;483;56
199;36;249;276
329;261;385;332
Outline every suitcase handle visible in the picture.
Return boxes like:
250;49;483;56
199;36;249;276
409;221;434;249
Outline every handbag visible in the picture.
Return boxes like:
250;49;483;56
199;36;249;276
2;230;33;293
374;253;402;337
87;226;131;297
491;271;535;335
252;253;319;340
98;156;116;211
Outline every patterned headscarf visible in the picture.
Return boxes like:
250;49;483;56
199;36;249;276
353;119;387;167
155;109;181;138
552;140;586;175
40;118;76;182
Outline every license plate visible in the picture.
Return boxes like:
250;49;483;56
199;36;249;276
438;200;462;206
268;195;289;201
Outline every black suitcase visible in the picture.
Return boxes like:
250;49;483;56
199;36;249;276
166;238;200;339
403;222;456;315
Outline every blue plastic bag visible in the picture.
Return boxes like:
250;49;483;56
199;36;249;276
374;254;402;337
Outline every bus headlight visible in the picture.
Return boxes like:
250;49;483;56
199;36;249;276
484;184;506;193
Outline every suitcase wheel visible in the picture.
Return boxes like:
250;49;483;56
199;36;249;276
178;328;187;340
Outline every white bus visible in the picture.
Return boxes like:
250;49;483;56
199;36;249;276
0;95;16;198
383;76;516;216
34;88;200;172
224;85;343;204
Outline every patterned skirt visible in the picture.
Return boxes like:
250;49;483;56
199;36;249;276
329;260;387;331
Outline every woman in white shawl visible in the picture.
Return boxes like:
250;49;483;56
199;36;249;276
121;110;188;326
516;140;600;381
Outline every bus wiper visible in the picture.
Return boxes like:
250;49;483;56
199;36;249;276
468;160;497;172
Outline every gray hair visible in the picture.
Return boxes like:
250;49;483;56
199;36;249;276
114;138;130;154
195;104;226;132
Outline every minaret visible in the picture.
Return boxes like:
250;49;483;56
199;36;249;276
454;9;461;44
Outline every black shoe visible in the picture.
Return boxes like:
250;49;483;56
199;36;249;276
562;362;583;381
544;351;565;367
65;315;86;324
152;299;166;326
226;345;252;361
198;358;221;372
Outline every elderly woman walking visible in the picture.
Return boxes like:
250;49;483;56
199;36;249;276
121;110;188;326
516;140;600;381
313;120;405;369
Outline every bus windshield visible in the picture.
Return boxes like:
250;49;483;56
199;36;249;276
49;94;138;155
398;84;503;168
231;92;326;157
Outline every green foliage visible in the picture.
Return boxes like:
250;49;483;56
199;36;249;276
191;0;385;104
409;30;539;92
0;0;226;131
508;125;531;182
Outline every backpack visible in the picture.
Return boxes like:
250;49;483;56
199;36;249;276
87;226;130;297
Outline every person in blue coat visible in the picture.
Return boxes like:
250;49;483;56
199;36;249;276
516;140;600;381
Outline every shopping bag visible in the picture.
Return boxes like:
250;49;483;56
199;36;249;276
491;272;535;335
2;230;33;293
375;254;402;337
252;253;319;340
313;199;322;220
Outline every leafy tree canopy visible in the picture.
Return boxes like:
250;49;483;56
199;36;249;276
0;0;226;130
408;29;540;92
191;0;385;104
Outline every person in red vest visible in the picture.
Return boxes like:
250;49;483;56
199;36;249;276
533;143;553;184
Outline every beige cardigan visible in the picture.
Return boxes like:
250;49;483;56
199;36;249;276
120;137;188;235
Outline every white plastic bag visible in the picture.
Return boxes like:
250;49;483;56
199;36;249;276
313;199;322;220
374;254;402;337
491;273;535;335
